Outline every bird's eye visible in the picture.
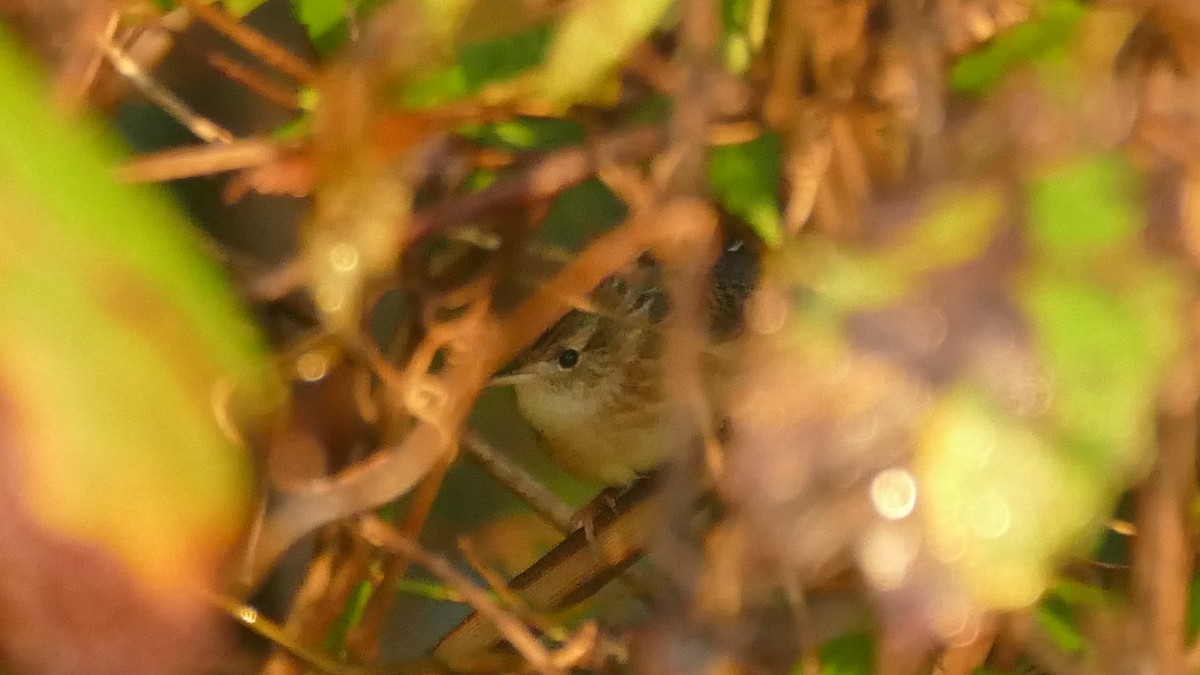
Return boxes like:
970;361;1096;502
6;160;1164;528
557;348;580;370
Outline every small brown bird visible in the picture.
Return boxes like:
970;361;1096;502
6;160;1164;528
494;242;759;485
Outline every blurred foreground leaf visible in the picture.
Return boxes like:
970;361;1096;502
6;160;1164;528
816;631;874;675
920;156;1184;608
950;0;1086;94
729;153;1186;638
0;30;278;674
540;0;673;105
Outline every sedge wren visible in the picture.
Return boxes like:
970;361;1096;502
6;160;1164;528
495;241;760;485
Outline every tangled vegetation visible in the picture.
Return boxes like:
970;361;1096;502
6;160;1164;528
0;0;1199;673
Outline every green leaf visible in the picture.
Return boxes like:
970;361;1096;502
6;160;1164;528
1021;155;1185;476
816;631;874;675
1022;278;1163;469
1188;575;1200;641
293;0;395;53
402;63;472;108
876;184;1003;275
463;116;585;151
1035;578;1113;655
291;0;353;45
1036;606;1086;655
151;0;269;17
1032;576;1113;653
709;134;784;247
324;577;376;655
1027;155;1141;257
721;0;771;73
398;23;551;108
222;0;270;15
950;0;1086;94
540;0;674;105
540;178;629;249
786;184;1002;316
461;23;553;88
1047;577;1115;607
396;578;463;602
1037;594;1085;656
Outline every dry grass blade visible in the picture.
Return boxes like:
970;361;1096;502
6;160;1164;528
344;459;451;662
260;531;373;675
458;535;557;637
115;139;284;183
244;420;450;587
212;594;362;675
359;516;584;675
434;476;662;665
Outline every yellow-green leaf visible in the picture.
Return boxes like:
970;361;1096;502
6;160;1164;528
0;31;278;593
539;0;673;105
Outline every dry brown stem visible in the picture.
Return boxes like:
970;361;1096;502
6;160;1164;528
115;139;286;183
207;51;302;110
179;0;315;82
461;432;577;534
344;458;451;662
100;38;234;143
359;516;595;675
1130;354;1199;673
434;476;663;665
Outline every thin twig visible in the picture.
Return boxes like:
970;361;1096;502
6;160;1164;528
458;535;562;639
260;532;373;675
212;594;361;675
358;516;571;675
208;52;302;110
345;457;451;662
243;545;340;675
54;3;119;111
114;139;283;183
652;0;726;604
462;432;577;534
886;0;946;171
434;476;663;664
782;102;832;233
626;43;682;96
179;0;316;82
1130;366;1198;673
99;40;234;144
763;0;807;131
407;124;666;243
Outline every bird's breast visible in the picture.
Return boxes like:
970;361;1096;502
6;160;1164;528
513;384;674;485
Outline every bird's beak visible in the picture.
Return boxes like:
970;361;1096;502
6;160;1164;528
488;372;537;387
